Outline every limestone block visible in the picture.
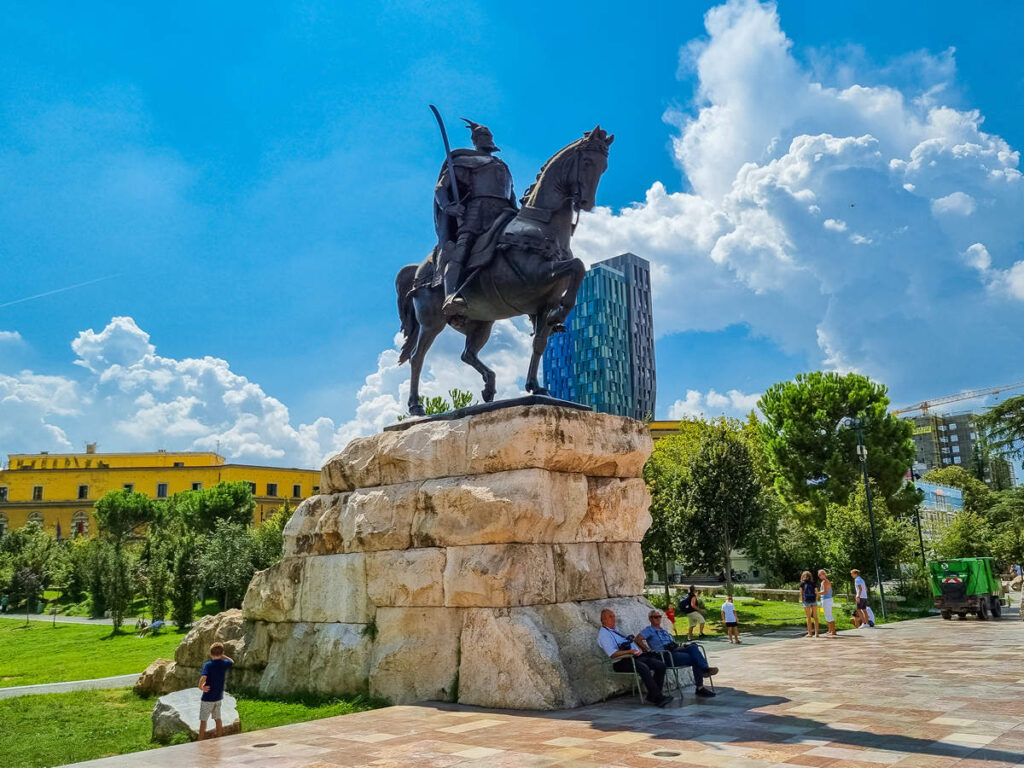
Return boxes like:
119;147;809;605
242;557;303;623
599;542;646;597
152;689;240;742
413;468;588;547
259;622;371;696
369;607;462;704
466;406;652;478
299;495;352;557
342;483;417;552
377;418;469;486
552;543;607;602
366;548;445;607
444;544;555;607
282;495;325;556
579;477;652;543
300;554;370;623
135;658;193;697
320;432;396;492
173;612;272;673
458;607;574;709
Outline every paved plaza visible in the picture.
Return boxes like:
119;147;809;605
76;614;1023;767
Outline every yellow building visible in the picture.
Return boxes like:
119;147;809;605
647;420;682;441
0;447;320;537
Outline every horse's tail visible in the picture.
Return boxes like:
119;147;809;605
396;263;419;365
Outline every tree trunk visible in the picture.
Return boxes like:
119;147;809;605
723;523;734;598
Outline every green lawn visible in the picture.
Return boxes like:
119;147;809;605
0;688;381;768
670;597;931;637
0;620;181;688
54;595;222;620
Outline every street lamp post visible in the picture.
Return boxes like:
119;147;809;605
845;417;887;619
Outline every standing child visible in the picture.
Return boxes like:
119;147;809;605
665;605;676;637
198;642;234;740
800;571;819;638
721;596;741;643
817;569;836;637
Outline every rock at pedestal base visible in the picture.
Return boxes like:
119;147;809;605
151;689;240;743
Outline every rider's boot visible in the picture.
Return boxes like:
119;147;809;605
442;242;470;316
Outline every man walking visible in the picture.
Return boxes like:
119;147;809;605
851;569;870;627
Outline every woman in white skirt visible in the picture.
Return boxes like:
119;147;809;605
817;569;837;636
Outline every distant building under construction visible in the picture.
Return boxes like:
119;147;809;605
903;412;1015;488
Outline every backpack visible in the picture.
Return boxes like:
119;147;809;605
678;595;694;614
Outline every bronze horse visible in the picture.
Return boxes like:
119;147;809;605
395;127;613;416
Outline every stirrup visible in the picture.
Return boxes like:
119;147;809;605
442;295;467;317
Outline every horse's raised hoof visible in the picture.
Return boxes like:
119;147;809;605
408;404;426;417
482;387;496;403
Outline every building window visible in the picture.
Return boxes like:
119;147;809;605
72;510;89;536
953;456;961;464
0;487;7;503
952;446;959;454
32;486;43;501
156;483;169;499
78;484;89;500
948;423;957;430
123;483;134;492
292;484;302;498
27;511;44;526
950;434;958;442
267;483;278;497
248;482;257;494
173;461;184;467
0;512;7;536
312;485;320;493
192;482;203;491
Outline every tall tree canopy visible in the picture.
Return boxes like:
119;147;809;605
758;372;915;516
978;393;1024;460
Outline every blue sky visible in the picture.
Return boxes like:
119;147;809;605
2;1;1023;466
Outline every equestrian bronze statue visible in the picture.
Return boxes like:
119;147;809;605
395;111;613;416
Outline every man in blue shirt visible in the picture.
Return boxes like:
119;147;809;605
640;609;718;698
597;609;673;707
197;642;234;740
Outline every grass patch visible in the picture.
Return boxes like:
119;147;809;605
0;687;382;768
670;597;931;637
0;620;181;688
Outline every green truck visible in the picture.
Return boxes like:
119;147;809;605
929;558;1002;620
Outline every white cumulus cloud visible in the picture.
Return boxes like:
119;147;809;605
667;388;761;419
573;0;1024;396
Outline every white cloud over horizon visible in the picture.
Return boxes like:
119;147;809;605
667;388;761;420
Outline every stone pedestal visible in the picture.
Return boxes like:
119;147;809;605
137;405;655;710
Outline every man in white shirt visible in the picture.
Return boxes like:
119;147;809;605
597;609;673;707
851;569;869;627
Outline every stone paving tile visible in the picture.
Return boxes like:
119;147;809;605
69;613;1024;767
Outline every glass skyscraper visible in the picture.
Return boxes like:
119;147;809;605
542;252;656;420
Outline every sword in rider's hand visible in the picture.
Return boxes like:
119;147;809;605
429;105;463;226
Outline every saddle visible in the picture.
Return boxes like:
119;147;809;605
422;207;562;290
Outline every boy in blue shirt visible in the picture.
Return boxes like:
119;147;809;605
198;642;234;740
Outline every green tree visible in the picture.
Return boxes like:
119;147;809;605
818;484;915;593
680;423;765;596
249;504;293;571
201;520;254;609
144;534;172;622
642;440;686;602
100;541;134;632
11;568;43;624
932;510;992;560
94;489;155;545
170;534;201;629
758;372;915;518
977;393;1024;461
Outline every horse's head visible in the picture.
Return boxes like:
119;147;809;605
572;126;613;211
522;126;614;213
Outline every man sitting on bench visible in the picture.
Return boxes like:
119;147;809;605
640;609;717;698
597;608;674;708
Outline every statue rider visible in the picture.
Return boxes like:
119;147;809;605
434;119;518;316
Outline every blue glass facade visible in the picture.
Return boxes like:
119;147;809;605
542;253;656;420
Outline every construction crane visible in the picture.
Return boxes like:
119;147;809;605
892;381;1024;416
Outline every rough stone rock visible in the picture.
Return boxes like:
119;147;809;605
320;405;651;491
152;689;240;742
366;548;445;607
552;543;607;603
242;558;303;622
135;658;193;697
259;622;371;696
579;477;652;543
172;611;272;673
300;554;371;623
466;406;652;479
599;542;646;597
343;484;417;552
413;468;588;547
369;607;462;703
456;596;655;709
282;495;325;557
444;544;555;607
